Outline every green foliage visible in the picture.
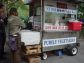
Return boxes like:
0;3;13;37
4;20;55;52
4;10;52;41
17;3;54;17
18;5;29;22
78;3;84;38
0;0;27;10
1;0;29;22
78;3;84;12
78;3;84;18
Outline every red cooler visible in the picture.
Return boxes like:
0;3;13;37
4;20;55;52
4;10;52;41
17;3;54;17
68;22;82;31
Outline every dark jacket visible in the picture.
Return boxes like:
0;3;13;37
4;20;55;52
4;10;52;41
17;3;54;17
0;17;7;32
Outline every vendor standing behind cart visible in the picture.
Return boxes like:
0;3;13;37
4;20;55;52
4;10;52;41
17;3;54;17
8;8;25;63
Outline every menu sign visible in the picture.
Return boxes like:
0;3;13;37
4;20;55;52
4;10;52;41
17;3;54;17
45;6;77;14
44;25;68;31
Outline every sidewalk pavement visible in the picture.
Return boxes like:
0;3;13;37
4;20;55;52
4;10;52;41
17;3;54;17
1;38;84;63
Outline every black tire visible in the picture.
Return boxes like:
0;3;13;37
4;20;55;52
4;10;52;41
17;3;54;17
41;53;48;60
68;47;78;56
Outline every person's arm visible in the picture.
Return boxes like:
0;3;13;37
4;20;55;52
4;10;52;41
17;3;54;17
17;17;26;28
20;19;26;28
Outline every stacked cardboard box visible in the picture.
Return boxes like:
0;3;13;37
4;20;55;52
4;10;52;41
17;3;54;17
25;44;41;55
21;44;41;63
27;56;41;63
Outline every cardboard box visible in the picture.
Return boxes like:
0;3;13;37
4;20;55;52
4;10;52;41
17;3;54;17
26;49;38;54
26;45;41;55
20;30;40;45
27;56;41;63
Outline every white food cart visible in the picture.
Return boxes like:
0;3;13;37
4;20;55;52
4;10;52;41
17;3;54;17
21;0;83;59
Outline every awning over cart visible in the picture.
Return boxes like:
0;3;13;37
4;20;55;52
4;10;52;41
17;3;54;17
22;0;84;4
66;0;84;3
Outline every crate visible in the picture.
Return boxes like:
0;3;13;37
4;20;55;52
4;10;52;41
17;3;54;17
26;56;41;63
25;44;41;55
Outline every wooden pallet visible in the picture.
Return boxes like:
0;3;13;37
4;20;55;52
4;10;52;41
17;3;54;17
25;44;41;55
26;55;41;63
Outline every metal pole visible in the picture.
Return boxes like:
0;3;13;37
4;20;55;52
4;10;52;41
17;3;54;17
40;0;44;54
76;4;78;20
41;0;43;31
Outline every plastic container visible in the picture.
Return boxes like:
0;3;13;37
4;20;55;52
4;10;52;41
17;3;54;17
68;22;82;31
55;50;63;56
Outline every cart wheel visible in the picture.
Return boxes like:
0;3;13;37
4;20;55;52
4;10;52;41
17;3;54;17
69;47;78;56
41;53;48;60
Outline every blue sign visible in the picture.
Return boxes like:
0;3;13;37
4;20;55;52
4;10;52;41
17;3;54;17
43;37;76;47
45;6;77;14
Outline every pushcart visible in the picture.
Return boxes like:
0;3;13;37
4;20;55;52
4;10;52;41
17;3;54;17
21;0;83;60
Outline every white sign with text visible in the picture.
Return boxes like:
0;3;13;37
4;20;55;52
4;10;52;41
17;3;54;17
44;25;68;31
45;6;77;14
43;37;76;47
